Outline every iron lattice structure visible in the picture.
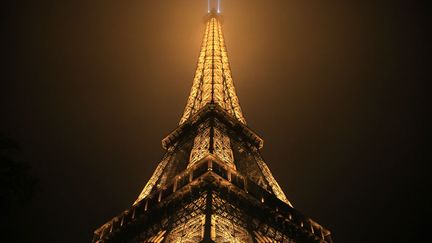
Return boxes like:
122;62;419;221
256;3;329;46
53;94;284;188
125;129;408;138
93;10;332;243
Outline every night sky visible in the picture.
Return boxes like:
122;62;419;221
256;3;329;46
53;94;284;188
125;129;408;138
1;0;429;242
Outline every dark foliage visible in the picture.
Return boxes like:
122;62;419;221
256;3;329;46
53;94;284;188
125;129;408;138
0;134;37;229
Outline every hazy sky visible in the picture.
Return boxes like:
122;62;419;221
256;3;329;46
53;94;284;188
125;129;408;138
1;0;429;242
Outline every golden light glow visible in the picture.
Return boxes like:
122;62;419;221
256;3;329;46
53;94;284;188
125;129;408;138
179;17;246;125
133;145;176;205
211;215;251;242
188;125;212;167
188;123;236;170
252;146;293;207
93;9;331;243
135;15;291;206
165;215;205;242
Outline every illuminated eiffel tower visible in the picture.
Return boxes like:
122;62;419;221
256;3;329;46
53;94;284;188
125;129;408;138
93;2;332;242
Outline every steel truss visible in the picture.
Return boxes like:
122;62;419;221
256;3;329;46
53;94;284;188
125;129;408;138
93;10;332;243
93;158;331;243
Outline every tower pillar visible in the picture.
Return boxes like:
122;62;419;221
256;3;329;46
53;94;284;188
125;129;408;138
201;188;215;243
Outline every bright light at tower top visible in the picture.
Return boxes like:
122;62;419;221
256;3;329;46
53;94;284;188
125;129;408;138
208;0;221;13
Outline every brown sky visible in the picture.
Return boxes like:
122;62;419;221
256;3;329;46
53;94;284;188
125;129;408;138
0;0;429;242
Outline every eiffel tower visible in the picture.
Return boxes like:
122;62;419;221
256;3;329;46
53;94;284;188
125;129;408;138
93;2;332;242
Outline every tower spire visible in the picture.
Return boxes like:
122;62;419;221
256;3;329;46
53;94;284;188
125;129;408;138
179;3;246;125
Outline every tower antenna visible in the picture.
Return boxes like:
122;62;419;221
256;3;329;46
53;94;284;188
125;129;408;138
208;0;221;14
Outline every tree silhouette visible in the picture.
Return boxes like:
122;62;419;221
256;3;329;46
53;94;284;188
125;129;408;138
0;133;37;237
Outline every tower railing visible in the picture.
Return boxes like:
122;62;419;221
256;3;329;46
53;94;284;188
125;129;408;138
93;156;331;243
